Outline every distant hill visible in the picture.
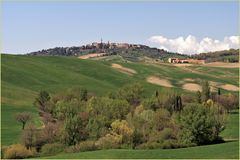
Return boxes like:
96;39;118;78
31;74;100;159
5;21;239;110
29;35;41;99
28;42;239;63
191;49;239;63
28;42;189;61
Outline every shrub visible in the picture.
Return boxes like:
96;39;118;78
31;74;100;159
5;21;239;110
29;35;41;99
218;94;239;112
22;125;46;151
135;140;181;149
158;128;174;141
161;140;179;149
1;146;7;159
41;143;65;156
135;142;162;149
177;103;225;145
3;144;34;159
65;140;97;153
95;133;122;149
111;120;133;144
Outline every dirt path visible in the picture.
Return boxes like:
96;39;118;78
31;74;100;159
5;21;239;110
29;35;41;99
111;63;137;75
78;53;106;59
146;76;173;88
204;62;240;68
182;83;202;92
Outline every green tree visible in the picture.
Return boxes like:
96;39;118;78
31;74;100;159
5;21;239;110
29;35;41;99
164;93;182;113
61;112;89;145
142;97;159;111
54;99;84;120
111;120;134;144
177;103;225;145
34;91;50;112
201;81;210;102
153;109;171;131
86;97;130;139
117;83;143;106
70;88;88;101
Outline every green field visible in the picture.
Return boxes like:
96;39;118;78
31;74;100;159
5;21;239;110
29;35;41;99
44;141;239;159
1;54;239;158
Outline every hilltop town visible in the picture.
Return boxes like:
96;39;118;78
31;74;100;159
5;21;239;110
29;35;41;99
28;40;188;61
28;40;239;63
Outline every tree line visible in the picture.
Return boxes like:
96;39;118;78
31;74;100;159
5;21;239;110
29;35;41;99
2;81;238;158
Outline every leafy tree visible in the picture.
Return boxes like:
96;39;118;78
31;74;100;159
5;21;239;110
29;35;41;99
142;97;159;111
164;93;182;113
111;120;133;144
117;83;143;106
137;109;155;141
86;97;130;139
22;125;45;150
87;115;108;139
34;91;50;112
61;112;89;145
70;88;88;101
15;112;32;130
201;81;210;102
54;99;84;120
153;109;171;131
177;103;225;145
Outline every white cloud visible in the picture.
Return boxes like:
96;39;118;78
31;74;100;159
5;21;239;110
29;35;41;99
148;35;239;55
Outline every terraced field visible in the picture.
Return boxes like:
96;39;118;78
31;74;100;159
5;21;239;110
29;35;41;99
1;54;239;158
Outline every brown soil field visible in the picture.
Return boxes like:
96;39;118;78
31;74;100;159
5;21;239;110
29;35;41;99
146;76;173;88
78;53;106;59
111;63;137;75
173;63;194;67
220;84;239;91
182;83;202;92
204;62;239;68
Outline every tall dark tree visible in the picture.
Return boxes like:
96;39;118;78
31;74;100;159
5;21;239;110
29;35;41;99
155;91;159;97
196;91;202;103
175;95;182;111
217;88;221;96
34;91;50;112
201;81;210;102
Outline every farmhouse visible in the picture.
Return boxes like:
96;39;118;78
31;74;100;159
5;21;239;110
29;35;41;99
168;58;205;64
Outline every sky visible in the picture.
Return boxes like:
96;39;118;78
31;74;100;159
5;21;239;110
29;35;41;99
1;1;239;54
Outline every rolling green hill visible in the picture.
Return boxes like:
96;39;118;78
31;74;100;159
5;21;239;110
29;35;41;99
1;54;239;158
43;140;239;159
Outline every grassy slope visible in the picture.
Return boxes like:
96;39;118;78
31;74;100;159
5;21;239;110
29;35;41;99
44;141;239;159
221;110;239;139
1;54;239;158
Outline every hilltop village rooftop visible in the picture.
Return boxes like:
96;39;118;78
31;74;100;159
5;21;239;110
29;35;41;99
168;58;205;64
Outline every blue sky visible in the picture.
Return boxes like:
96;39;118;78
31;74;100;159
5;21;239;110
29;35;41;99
1;1;239;54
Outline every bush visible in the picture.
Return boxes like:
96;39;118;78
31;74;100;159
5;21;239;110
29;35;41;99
177;103;225;145
41;143;65;156
1;146;7;159
161;140;179;149
3;144;34;159
65;140;96;153
135;140;181;149
135;142;162;149
95;133;122;149
158;128;174;141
